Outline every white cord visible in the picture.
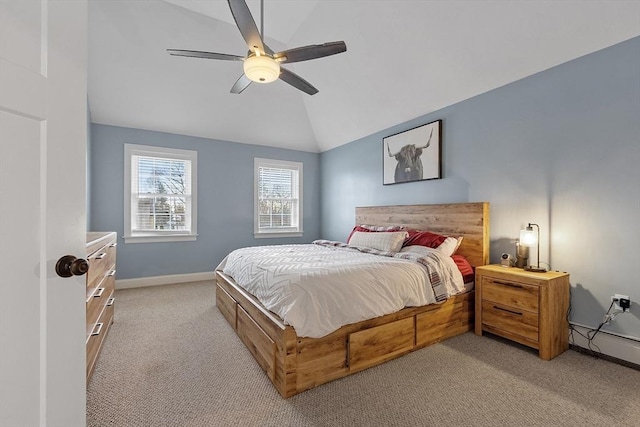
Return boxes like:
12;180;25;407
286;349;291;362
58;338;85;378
603;309;623;325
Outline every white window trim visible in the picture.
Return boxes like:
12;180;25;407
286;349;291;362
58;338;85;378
124;143;198;244
254;158;303;238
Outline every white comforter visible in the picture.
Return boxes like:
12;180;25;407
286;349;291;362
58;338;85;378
218;242;465;338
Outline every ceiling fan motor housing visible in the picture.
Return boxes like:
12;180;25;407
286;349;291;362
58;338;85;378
243;54;280;83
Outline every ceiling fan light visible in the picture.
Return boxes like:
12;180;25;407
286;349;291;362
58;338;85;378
243;55;280;83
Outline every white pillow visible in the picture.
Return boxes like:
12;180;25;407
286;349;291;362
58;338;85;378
436;237;460;257
399;245;438;255
401;237;460;257
348;231;408;253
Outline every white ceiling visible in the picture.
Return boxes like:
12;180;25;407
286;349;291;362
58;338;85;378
88;0;640;153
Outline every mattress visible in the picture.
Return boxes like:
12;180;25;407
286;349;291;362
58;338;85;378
218;241;467;338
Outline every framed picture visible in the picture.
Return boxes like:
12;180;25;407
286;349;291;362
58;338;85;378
383;119;441;185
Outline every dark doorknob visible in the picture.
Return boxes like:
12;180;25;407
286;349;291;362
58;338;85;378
55;255;89;278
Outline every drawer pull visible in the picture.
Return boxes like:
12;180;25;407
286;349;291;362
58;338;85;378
107;270;116;277
93;287;105;298
109;242;118;248
107;297;115;306
493;305;523;316
95;252;107;260
91;322;104;336
493;280;523;289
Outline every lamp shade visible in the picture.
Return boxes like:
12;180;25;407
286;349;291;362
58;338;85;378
520;223;546;272
243;55;280;83
520;227;537;247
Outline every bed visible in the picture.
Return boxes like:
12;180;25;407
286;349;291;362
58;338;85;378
215;202;490;397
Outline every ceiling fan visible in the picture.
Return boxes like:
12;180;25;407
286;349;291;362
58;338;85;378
168;0;347;95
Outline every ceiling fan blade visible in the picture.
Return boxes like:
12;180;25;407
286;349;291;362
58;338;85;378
274;41;347;64
230;74;252;94
279;68;318;96
227;0;272;55
167;49;244;61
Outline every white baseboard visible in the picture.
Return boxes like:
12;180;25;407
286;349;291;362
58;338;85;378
569;322;640;366
116;271;216;289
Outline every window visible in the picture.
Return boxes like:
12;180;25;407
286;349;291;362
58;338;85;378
124;144;197;243
254;158;303;238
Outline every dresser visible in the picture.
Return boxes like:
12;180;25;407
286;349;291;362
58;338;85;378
475;265;570;360
86;232;117;382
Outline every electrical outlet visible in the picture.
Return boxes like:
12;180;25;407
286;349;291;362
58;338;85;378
611;294;630;311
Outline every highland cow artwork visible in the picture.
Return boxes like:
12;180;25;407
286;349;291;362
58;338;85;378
383;120;441;185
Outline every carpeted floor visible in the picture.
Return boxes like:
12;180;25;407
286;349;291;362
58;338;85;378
87;281;640;427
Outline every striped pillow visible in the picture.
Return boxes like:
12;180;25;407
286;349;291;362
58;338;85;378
348;231;408;253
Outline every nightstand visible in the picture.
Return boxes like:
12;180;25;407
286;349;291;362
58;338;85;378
475;265;570;360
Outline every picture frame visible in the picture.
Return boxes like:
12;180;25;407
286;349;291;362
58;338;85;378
383;120;442;185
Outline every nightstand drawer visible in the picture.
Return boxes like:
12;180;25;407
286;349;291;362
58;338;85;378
482;277;539;312
481;300;539;343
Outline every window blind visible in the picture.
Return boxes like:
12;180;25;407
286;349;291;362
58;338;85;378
131;155;192;232
254;159;302;235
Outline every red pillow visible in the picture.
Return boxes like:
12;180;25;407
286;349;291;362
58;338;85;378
403;229;448;249
347;225;373;243
452;255;474;283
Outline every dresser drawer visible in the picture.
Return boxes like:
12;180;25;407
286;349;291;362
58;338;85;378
86;273;115;337
482;277;539;312
481;300;539;344
87;240;116;295
86;231;117;382
86;267;115;301
86;297;115;379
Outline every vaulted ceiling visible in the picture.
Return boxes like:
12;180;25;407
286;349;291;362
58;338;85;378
88;1;640;153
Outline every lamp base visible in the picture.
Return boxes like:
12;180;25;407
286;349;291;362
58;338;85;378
524;266;547;273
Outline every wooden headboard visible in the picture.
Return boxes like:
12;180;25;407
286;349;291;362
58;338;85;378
355;202;490;267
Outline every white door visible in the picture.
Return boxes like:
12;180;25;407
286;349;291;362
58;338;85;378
0;1;87;426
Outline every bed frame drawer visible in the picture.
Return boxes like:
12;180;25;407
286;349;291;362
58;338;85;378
237;306;276;381
216;284;237;330
348;317;415;372
416;294;473;347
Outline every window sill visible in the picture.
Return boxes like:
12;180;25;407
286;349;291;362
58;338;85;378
124;234;198;244
254;231;303;239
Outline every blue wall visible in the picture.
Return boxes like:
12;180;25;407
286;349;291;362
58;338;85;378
320;37;640;340
89;37;639;343
89;124;321;279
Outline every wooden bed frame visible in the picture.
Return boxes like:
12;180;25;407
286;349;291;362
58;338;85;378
215;202;490;397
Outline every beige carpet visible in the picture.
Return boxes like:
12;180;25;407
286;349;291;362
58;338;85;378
87;281;640;427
